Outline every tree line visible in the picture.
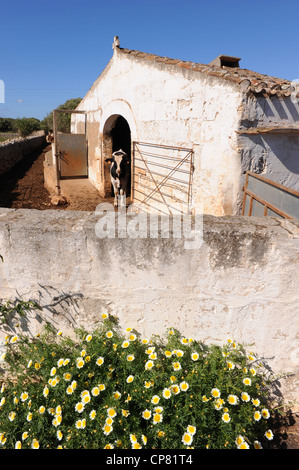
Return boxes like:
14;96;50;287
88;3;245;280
0;98;82;137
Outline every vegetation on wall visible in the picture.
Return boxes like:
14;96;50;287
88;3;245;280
0;311;279;450
0;118;18;133
14;118;41;137
0;117;41;138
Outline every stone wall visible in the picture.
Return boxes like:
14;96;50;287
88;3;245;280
0;208;298;405
0;131;46;175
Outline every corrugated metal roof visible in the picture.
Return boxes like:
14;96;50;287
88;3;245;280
117;47;295;98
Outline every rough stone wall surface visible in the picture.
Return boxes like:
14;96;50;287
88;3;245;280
0;132;46;175
0;208;298;405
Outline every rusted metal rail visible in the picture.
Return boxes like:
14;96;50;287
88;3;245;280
242;171;299;219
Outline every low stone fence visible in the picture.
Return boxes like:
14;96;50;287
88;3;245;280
0;208;298;405
0;131;46;175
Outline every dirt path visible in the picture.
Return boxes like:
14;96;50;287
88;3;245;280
0;145;61;210
0;145;109;211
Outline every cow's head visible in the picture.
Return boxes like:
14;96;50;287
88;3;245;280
105;149;130;179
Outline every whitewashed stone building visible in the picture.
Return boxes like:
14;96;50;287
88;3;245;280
70;36;299;216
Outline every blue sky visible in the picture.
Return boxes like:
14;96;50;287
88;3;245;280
0;0;298;121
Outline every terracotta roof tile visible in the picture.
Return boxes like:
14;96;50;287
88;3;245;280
118;47;293;97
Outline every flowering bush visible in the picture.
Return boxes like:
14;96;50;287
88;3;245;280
0;314;275;449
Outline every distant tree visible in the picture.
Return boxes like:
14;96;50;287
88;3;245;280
40;98;82;133
0;118;18;132
15;117;40;137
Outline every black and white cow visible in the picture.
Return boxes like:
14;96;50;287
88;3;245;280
105;149;130;208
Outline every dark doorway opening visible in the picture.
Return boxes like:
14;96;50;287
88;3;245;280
111;116;131;159
105;115;132;197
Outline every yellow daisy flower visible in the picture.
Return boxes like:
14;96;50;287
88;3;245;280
91;386;100;396
243;377;251;386
180;381;189;392
162;388;171;399
182;432;193;446
76;358;85;369
75;402;85;413
262;408;270;419
211;388;221;398
222;412;230;423
96;357;104;367
254;441;263;449
145;360;154;370
153;413;163;425
187;425;196;435
142;409;151;420
151;395;160;405
31;439;39;449
254;411;261;421
20;392;29;402
103;424;113;436
107;407;117;418
241;392;250;402
237;441;249;449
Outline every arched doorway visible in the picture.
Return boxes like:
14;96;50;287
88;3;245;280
102;114;131;198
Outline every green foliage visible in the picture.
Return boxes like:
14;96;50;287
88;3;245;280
0;118;18;132
14;117;40;137
0;299;41;326
40;98;82;133
0;315;276;449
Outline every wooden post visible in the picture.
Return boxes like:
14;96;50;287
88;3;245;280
53;109;61;196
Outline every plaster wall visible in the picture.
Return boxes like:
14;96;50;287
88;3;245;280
0;208;298;405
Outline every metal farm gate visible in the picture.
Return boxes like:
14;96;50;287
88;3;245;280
53;109;88;181
132;142;194;214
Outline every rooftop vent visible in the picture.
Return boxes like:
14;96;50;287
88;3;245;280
209;55;241;68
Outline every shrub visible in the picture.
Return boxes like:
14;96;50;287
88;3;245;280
0;315;275;449
40;98;82;133
15;118;40;137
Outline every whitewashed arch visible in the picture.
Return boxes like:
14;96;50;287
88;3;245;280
100;99;139;141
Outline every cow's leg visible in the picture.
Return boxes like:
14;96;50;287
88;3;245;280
112;179;119;207
120;189;125;208
114;189;119;207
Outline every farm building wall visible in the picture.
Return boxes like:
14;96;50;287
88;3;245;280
0;208;298;405
237;93;299;211
72;49;244;216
